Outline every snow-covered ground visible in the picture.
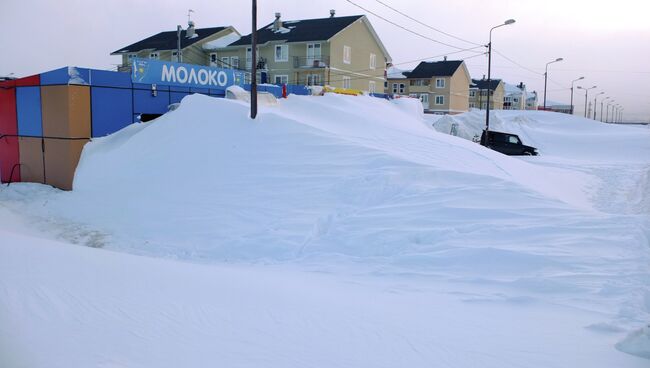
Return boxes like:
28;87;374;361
1;94;649;367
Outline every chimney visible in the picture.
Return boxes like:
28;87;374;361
482;74;486;80
330;9;336;18
273;12;282;31
186;20;196;38
443;56;447;61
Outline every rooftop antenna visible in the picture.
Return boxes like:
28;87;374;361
188;9;194;24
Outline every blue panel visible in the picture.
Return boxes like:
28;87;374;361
91;87;133;137
40;66;91;85
133;89;170;114
209;90;226;98
133;83;170;91
169;86;190;92
89;70;132;88
243;84;283;98
287;85;310;96
16;87;43;136
189;87;209;94
170;92;189;104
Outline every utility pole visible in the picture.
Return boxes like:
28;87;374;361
251;0;258;119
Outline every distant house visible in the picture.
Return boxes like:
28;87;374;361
526;91;538;110
212;11;391;91
111;22;240;71
469;78;505;110
503;82;528;110
386;59;471;114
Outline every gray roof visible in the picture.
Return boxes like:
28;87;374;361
113;27;227;54
229;15;363;46
405;60;464;78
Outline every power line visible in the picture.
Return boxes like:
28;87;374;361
371;0;483;47
346;0;484;53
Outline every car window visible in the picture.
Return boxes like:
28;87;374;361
507;136;521;144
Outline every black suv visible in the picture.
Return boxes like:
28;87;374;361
480;130;538;156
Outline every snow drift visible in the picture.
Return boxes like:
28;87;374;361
1;92;649;366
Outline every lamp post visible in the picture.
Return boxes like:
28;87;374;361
570;76;584;114
543;57;563;109
606;101;614;123
483;18;516;146
576;85;597;118
251;0;258;119
600;97;610;122
593;92;604;120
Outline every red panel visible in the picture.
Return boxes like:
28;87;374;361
0;87;20;183
15;74;41;87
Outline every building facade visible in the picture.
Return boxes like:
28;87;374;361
386;59;470;114
469;78;505;110
212;12;391;91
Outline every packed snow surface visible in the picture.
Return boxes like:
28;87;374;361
1;94;649;367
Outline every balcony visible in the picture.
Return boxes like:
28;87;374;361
293;56;330;69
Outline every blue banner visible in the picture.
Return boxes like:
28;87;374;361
131;58;245;89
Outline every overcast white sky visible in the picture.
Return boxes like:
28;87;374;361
2;0;649;121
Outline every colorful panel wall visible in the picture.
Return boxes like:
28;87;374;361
91;87;133;137
16;86;43;136
0;83;19;183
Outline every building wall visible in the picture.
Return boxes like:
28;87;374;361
329;19;386;91
448;66;470;113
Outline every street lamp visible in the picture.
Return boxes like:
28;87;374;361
483;18;516;146
543;57;563;109
593;92;604;120
570;76;584;114
606;100;614;123
600;96;610;121
576;85;597;118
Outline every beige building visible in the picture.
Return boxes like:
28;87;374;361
111;23;240;71
469;78;505;110
386;59;471;114
212;11;391;91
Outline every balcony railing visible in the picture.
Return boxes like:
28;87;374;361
293;56;330;69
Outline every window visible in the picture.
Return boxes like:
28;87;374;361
420;94;429;104
127;53;137;63
369;53;376;69
149;52;159;60
307;74;321;86
469;102;476;108
342;76;351;89
275;45;288;62
410;79;430;86
507;135;521;144
230;56;239;69
399;83;405;94
343;45;351;64
435;95;444;105
369;81;376;93
392;83;399;94
436;78;445;88
246;47;252;68
307;43;321;63
504;96;512;102
275;75;288;84
209;53;218;66
221;56;230;67
469;90;476;97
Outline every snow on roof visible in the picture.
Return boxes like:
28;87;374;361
387;66;409;79
202;32;242;50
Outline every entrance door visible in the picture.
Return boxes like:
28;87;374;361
307;43;321;66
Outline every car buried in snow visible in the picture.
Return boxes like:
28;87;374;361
480;130;539;156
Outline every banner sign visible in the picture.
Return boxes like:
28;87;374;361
132;58;245;89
